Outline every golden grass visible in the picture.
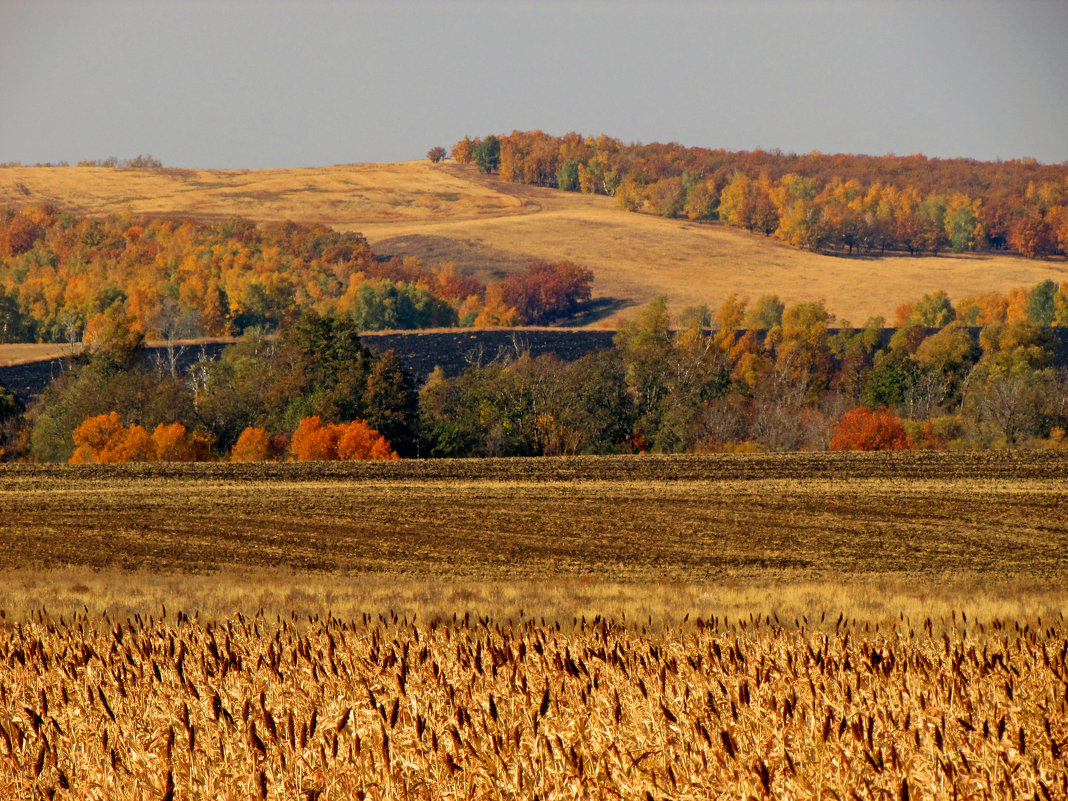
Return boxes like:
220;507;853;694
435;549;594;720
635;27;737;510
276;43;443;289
0;602;1064;799
1;454;1066;797
4;162;1066;325
0;343;83;367
1;568;1064;634
0;162;524;226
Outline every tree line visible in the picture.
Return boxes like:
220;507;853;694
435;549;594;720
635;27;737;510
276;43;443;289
450;131;1068;258
0;206;593;344
2;281;1066;462
0;154;163;169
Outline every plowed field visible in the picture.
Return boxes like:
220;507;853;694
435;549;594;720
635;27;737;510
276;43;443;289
1;452;1065;623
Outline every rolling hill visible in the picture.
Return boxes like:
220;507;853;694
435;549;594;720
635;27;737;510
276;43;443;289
2;161;1066;326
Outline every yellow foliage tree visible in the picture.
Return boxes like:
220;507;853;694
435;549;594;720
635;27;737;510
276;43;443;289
152;423;195;461
472;285;521;327
230;427;272;462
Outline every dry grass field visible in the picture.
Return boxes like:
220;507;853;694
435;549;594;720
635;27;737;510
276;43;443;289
3;162;1066;325
1;609;1065;799
0;453;1067;799
0;343;82;367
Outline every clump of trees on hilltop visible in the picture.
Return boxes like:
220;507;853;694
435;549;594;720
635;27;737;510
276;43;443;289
0;206;594;344
2;280;1067;463
452;131;1068;258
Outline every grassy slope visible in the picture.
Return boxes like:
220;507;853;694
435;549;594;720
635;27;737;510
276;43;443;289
2;162;1066;327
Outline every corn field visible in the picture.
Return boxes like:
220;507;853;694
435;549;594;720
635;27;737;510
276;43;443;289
1;610;1065;799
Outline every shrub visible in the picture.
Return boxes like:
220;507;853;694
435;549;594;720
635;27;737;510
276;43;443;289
829;407;911;451
70;413;201;462
336;420;398;461
152;423;196;461
230;427;272;462
70;412;127;463
290;416;397;461
290;416;338;461
104;425;154;463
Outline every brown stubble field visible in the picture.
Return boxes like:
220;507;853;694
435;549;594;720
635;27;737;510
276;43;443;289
1;452;1067;617
3;162;1066;326
1;453;1067;799
1;452;1067;621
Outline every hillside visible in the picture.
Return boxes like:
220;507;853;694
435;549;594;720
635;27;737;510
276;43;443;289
3;161;1066;326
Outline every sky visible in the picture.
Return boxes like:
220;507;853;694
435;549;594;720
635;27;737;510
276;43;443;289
1;1;1066;169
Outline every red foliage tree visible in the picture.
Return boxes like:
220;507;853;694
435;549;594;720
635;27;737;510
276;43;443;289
498;261;593;324
829;407;912;451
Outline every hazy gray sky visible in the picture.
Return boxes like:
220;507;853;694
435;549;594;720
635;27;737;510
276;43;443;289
2;1;1066;168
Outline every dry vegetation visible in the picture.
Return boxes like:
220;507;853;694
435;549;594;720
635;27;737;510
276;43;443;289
0;344;84;368
1;452;1067;583
0;163;523;226
1;608;1066;799
3;162;1065;325
1;452;1067;799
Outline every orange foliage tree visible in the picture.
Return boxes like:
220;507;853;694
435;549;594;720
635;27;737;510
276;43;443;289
70;413;201;463
829;407;912;451
70;412;126;463
289;416;397;461
336;420;398;460
290;416;339;461
151;423;196;461
230;426;272;462
106;425;155;463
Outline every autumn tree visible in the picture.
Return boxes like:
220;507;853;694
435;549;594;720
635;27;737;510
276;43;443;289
426;146;447;163
290;416;339;460
497;261;594;324
1009;212;1055;258
69;412;155;463
449;130;1068;258
829;407;911;451
336;419;398;460
69;412;126;463
450;137;476;163
30;341;196;462
718;173;755;230
962;319;1059;444
290;416;396;461
743;295;785;330
230;426;272;462
151;422;196;461
944;193;984;252
907;290;956;328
